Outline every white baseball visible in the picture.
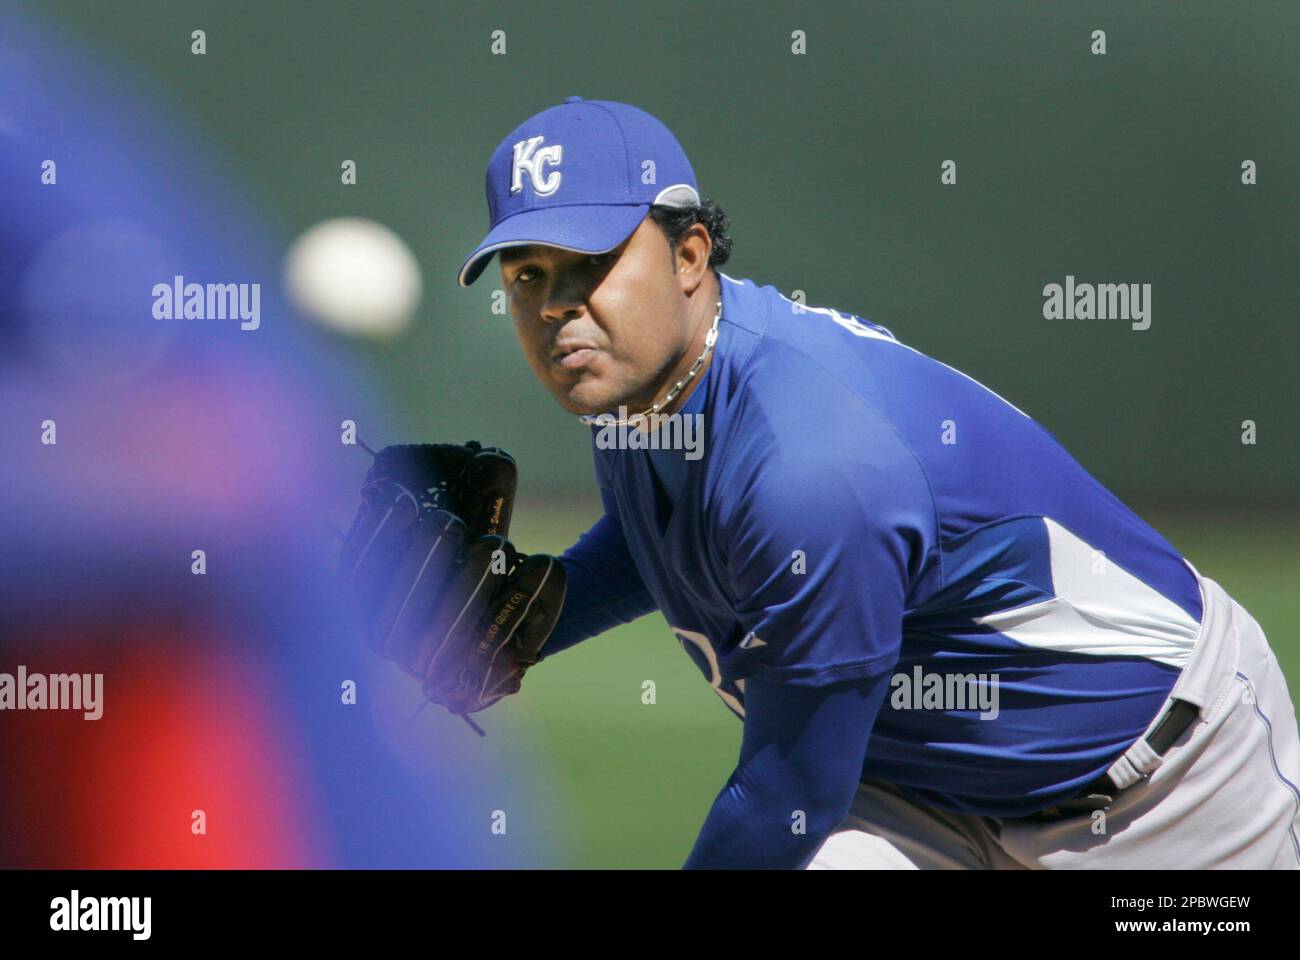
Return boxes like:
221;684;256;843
284;217;423;339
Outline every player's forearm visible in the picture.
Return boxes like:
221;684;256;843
683;768;846;869
542;551;657;657
538;511;658;661
683;674;892;869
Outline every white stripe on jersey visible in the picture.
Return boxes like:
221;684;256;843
973;518;1201;669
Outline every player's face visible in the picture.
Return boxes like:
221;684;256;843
500;217;695;416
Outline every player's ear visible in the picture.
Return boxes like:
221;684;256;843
675;222;712;295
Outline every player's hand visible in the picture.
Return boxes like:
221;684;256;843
339;442;567;727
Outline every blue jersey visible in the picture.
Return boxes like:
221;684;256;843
555;272;1204;818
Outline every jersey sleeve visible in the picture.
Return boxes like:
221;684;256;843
714;397;936;686
683;672;891;868
538;447;660;661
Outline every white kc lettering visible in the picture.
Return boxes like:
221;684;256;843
511;136;563;196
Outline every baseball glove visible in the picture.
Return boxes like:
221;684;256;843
339;441;566;734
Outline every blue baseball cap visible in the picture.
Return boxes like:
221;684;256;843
457;96;700;287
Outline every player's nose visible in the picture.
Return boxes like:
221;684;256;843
539;276;588;324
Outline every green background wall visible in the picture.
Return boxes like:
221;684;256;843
33;0;1298;505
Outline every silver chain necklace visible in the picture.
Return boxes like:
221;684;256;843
579;299;721;428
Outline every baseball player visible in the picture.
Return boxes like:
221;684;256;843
345;96;1300;869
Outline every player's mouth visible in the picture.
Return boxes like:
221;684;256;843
551;341;601;369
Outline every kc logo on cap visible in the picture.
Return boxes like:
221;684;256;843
510;136;563;197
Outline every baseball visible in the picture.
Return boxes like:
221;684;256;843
283;216;422;339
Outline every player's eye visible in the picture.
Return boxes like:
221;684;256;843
514;252;614;287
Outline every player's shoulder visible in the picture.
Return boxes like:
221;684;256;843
709;277;932;502
717;272;900;357
718;273;1036;438
715;274;921;438
716;273;924;404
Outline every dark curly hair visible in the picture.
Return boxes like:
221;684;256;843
647;198;733;272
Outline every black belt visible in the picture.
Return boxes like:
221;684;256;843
1016;698;1201;822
